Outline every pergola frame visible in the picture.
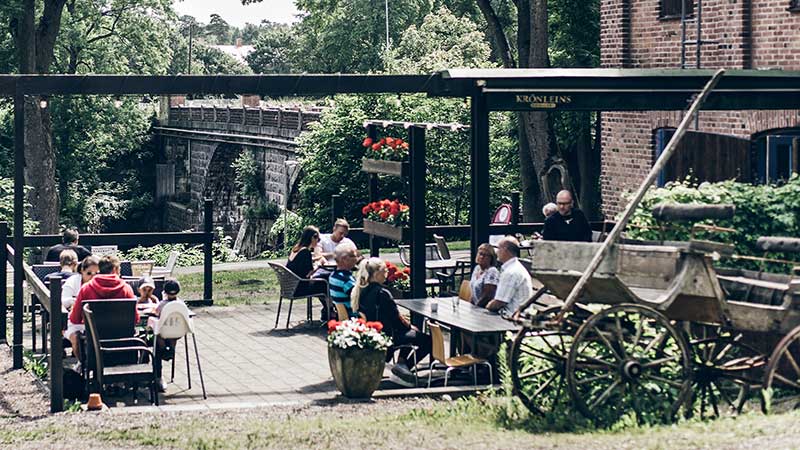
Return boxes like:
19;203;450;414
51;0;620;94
4;68;800;388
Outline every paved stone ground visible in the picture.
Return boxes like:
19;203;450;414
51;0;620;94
160;303;336;407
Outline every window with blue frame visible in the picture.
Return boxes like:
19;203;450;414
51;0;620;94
753;134;800;184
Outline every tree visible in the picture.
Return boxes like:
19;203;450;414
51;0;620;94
246;23;297;74
205;13;231;44
476;0;601;219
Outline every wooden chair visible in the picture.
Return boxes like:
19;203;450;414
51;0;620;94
130;260;155;277
426;321;492;388
458;280;472;302
268;262;330;328
335;303;350;321
83;301;157;405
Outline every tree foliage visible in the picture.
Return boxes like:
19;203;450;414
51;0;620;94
246;23;297;73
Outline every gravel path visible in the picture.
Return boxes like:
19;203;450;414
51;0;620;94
0;346;49;420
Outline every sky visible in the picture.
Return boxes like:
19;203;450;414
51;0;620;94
172;0;300;27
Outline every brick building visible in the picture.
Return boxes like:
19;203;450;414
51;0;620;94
600;0;800;216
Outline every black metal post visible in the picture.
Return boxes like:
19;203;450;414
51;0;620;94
470;92;490;263
0;221;6;344
408;126;426;299
511;191;520;228
331;194;342;228
48;275;63;413
203;199;213;303
366;124;379;257
13;93;24;369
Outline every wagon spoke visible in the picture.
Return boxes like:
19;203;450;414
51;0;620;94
532;372;560;399
712;380;736;409
614;316;628;359
518;366;555;380
642;354;681;368
700;384;707;418
592;326;623;362
646;374;684;389
642;329;669;356
588;379;622;411
576;372;615;386
520;347;560;364
783;344;800;378
575;354;616;369
774;373;800;390
632;319;644;350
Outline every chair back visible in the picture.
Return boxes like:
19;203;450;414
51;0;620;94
81;299;138;339
165;251;180;271
398;243;443;266
130;260;154;277
427;321;447;364
433;234;451;260
154;301;193;339
335;303;350;321
119;260;133;277
90;245;118;256
458;280;472;302
268;262;302;297
31;264;60;282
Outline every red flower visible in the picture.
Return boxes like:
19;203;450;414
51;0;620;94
385;137;395;145
327;320;340;333
395;138;404;145
403;267;411;275
366;321;383;332
400;204;409;212
380;210;390;220
362;137;373;147
362;205;371;215
401;142;409;150
389;204;399;215
371;201;380;210
357;318;366;325
378;138;386;145
371;143;381;151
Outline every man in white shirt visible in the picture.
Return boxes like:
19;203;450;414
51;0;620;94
316;218;356;259
486;236;533;317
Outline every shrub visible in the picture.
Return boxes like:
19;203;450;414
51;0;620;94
268;210;304;252
120;227;243;266
625;176;800;272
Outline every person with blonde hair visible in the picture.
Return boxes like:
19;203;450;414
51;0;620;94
470;243;500;307
352;257;431;382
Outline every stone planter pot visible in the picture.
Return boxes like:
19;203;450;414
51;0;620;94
328;346;386;398
363;219;405;241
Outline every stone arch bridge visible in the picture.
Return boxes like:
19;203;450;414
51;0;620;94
155;101;322;241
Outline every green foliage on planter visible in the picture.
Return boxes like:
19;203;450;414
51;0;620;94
625;176;800;271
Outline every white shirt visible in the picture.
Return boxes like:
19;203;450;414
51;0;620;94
316;234;355;255
494;257;533;317
61;274;82;310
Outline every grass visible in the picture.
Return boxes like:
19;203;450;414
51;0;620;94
0;395;797;449
180;269;279;306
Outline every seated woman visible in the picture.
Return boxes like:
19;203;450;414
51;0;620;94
286;226;329;314
62;255;100;363
353;257;431;380
470;243;499;307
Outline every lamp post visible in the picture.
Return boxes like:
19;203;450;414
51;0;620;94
284;160;299;252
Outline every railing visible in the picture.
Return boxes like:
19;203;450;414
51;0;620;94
169;105;322;131
0;199;217;412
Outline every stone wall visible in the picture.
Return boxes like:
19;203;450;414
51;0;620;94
599;0;800;216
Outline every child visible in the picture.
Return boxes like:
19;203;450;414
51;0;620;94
153;279;184;391
137;276;159;305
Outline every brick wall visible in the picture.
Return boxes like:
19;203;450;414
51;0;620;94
600;0;800;217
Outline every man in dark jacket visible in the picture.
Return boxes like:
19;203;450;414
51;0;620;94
542;190;592;242
45;229;91;262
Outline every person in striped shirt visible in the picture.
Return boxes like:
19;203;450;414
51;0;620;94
328;242;359;317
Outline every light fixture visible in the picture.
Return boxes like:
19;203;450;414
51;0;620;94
38;98;48;109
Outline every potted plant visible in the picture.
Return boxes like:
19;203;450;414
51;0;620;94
385;261;411;299
362;199;410;241
327;318;392;398
361;136;410;176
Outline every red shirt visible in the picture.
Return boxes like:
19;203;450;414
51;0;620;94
68;274;137;325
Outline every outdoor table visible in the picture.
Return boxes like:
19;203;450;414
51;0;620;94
424;259;459;271
395;297;519;357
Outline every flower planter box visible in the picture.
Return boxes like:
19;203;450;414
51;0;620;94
363;219;405;241
361;158;408;177
328;346;386;398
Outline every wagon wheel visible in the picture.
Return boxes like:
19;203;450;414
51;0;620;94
566;304;693;426
761;326;800;414
687;324;765;419
510;306;583;416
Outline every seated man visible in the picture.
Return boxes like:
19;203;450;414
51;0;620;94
48;249;80;281
45;229;91;262
67;254;137;367
328;242;359;316
316;219;356;260
542;190;592;242
486;237;533;318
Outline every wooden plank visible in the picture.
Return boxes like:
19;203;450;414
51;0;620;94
155;164;175;200
372;384;496;398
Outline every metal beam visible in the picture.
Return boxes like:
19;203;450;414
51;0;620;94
409;126;427;299
24;232;210;247
203;199;213;303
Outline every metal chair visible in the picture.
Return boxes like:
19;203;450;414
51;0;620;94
268;262;330;328
153;301;206;399
398;244;448;295
120;260;133;277
426;321;492;388
83;300;157;405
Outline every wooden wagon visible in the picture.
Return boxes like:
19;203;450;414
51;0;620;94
509;233;800;424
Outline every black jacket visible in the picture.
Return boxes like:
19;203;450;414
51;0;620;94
358;282;409;337
45;244;91;262
542;209;592;242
